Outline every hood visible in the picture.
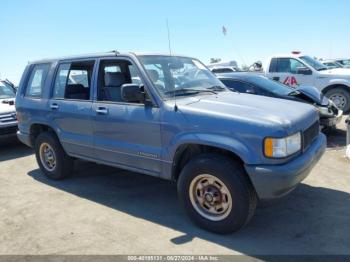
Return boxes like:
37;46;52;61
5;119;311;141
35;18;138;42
0;98;16;114
319;68;350;77
294;85;329;106
174;92;317;134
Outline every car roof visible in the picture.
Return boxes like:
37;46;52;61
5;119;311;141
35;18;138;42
322;60;337;63
269;53;304;59
28;51;193;64
216;72;265;81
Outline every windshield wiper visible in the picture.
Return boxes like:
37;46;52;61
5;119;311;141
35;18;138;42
207;85;226;91
288;90;300;96
317;67;328;71
165;88;217;97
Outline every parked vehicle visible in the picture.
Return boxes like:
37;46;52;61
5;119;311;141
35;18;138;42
0;80;17;140
321;60;349;70
217;73;343;130
261;52;350;112
335;59;350;68
209;66;239;73
16;52;326;234
207;60;240;73
1;79;17;89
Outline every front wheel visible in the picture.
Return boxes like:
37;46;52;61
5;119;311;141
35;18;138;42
177;154;257;234
325;87;350;112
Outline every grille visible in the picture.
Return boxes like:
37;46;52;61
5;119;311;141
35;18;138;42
0;113;17;124
0;126;17;135
303;121;319;151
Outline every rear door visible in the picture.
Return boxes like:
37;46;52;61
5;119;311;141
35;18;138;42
92;58;162;175
48;60;96;158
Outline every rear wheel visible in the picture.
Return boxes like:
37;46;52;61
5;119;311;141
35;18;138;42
35;132;73;180
177;153;257;234
325;87;350;112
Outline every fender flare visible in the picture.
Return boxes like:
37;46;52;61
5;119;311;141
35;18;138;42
321;81;350;94
168;132;254;164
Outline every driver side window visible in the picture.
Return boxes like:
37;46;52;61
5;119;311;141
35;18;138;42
222;79;255;93
290;59;306;74
97;59;145;104
276;58;307;74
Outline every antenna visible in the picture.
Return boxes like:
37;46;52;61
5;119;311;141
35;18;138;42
166;19;177;111
166;19;172;56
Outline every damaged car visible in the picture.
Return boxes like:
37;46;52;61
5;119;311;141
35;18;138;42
217;73;343;130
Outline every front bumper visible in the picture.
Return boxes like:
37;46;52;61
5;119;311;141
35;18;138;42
245;133;326;200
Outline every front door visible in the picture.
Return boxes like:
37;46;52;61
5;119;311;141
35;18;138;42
267;57;314;88
92;58;162;175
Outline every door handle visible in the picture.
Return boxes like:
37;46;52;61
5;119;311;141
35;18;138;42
272;77;280;81
96;107;108;115
50;103;59;110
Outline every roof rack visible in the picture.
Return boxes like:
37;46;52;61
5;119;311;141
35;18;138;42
110;50;120;56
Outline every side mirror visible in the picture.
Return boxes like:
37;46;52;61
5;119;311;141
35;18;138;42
121;84;146;103
297;67;312;75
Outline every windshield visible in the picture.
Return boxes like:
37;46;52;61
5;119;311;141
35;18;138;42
300;56;328;71
138;55;227;99
249;76;293;96
0;83;16;99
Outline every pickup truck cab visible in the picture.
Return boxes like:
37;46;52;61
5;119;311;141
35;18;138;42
16;52;326;234
264;52;350;112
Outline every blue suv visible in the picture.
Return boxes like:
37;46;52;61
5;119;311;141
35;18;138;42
16;52;326;233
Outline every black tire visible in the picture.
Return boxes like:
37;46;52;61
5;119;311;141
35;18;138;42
325;87;350;112
34;132;74;180
177;153;257;234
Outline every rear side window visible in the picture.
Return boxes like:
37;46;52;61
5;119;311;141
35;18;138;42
270;58;306;74
212;68;234;73
52;61;95;100
53;63;70;98
269;58;278;73
221;79;255;93
25;64;50;98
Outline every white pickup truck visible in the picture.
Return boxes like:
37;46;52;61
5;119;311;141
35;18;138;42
262;52;350;112
0;80;17;141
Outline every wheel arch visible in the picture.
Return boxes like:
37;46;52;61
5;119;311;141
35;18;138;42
29;123;59;146
321;83;350;94
171;143;246;182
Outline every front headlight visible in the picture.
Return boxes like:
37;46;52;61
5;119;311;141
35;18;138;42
264;132;301;158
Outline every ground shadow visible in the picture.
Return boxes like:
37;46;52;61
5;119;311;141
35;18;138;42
0;139;33;161
27;161;350;255
326;128;347;149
